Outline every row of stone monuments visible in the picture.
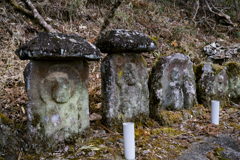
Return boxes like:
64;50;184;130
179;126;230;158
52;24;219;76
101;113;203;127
15;29;240;147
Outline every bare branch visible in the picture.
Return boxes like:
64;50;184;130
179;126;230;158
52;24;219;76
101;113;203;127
25;0;56;32
203;17;219;35
192;0;199;24
205;0;234;26
7;0;32;17
97;0;122;39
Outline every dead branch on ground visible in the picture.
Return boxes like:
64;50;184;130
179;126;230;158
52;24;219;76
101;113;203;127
205;0;235;27
192;0;199;24
97;0;121;39
8;0;33;17
7;0;56;32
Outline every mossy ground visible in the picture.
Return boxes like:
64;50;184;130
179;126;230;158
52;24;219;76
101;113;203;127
155;105;206;126
0;112;13;125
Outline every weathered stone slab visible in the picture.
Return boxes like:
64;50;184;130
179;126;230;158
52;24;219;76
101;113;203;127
195;62;229;107
176;135;240;160
225;62;240;104
24;60;89;142
101;53;149;132
149;53;197;121
15;32;101;61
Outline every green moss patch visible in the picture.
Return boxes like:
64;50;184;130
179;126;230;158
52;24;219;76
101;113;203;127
155;105;206;126
225;61;240;77
0;112;13;125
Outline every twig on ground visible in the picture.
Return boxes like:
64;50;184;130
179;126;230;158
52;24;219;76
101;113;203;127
192;0;199;25
203;17;219;34
107;148;117;160
17;148;23;160
205;0;234;27
7;0;32;17
25;0;56;32
96;120;115;134
8;0;56;32
196;123;222;136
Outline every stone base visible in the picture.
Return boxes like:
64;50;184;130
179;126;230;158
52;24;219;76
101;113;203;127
101;53;149;132
24;60;90;143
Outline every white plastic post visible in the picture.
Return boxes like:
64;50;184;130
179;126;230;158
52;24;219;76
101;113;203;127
123;122;135;160
211;100;220;125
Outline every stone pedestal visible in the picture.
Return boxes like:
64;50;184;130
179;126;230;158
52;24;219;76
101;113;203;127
24;60;89;141
101;53;149;132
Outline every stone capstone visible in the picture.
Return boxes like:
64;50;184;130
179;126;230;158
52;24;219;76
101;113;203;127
195;62;229;107
95;29;157;53
15;32;101;61
24;60;90;143
149;53;197;121
101;53;149;132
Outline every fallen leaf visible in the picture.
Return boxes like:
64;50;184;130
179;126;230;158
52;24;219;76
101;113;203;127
89;113;102;121
171;40;178;47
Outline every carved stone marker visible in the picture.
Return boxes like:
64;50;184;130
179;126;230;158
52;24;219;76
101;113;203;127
226;62;240;104
195;62;229;108
149;53;197;121
95;29;157;132
15;32;101;143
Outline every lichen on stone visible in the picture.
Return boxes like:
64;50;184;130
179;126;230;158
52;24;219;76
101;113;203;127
149;53;197;123
101;53;149;132
95;29;157;53
195;62;229;108
225;62;240;103
15;32;101;61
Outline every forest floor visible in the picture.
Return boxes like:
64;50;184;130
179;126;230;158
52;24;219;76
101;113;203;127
0;0;240;159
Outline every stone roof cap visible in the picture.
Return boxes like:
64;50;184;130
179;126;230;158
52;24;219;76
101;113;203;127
95;29;157;53
15;32;101;61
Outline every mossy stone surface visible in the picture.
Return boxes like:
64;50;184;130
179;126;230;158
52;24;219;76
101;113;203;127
149;53;197;122
225;62;240;104
0;114;20;159
195;62;229;108
101;53;149;132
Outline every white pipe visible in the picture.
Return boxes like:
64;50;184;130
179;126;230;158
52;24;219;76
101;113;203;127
211;100;220;125
123;122;135;160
